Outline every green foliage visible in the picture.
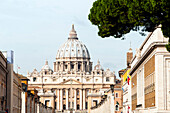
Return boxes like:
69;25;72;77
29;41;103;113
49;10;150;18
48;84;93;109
88;0;170;51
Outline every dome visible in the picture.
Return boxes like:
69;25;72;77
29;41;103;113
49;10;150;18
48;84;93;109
56;24;90;59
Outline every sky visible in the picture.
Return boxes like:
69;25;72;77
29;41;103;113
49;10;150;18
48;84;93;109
0;0;148;78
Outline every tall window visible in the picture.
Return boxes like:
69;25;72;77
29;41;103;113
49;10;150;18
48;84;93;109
71;64;74;69
63;90;65;96
77;90;79;96
86;89;89;95
77;104;80;110
78;64;81;70
85;102;88;109
55;102;57;109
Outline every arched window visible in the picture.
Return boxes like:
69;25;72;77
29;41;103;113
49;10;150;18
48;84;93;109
115;104;119;111
33;77;36;82
63;104;66;110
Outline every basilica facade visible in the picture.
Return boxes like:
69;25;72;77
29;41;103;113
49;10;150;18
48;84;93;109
27;25;115;113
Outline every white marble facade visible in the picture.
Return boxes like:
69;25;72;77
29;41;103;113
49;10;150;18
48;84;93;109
129;25;170;113
27;25;115;112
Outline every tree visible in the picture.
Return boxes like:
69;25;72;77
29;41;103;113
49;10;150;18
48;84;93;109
88;0;170;51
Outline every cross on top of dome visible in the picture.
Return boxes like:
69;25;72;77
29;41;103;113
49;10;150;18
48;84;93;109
69;24;78;39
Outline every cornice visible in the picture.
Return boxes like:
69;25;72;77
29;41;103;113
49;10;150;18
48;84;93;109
129;42;167;75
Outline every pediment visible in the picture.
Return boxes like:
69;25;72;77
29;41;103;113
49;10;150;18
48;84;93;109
60;79;82;85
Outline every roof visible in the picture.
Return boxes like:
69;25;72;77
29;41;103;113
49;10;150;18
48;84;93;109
56;25;90;59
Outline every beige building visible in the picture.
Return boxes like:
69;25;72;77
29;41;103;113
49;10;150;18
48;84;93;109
27;25;116;113
129;25;170;113
13;72;22;113
0;51;8;113
87;80;122;113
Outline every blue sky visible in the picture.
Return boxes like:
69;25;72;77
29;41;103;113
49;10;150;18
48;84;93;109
0;0;148;78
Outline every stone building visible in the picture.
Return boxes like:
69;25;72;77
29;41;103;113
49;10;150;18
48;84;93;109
0;51;8;113
13;72;22;113
87;80;122;113
118;48;133;113
27;25;116;113
129;25;170;113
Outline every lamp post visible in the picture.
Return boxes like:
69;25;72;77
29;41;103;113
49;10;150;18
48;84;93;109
22;83;27;92
110;84;114;94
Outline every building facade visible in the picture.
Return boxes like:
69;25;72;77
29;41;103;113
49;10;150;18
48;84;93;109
129;25;170;113
13;72;22;113
87;80;122;113
27;25;116;113
0;51;8;113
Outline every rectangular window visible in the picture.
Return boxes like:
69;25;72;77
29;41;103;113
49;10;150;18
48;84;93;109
115;93;118;98
45;100;50;106
106;77;110;82
33;77;36;82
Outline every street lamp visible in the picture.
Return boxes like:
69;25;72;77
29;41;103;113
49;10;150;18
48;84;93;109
22;83;27;92
110;84;114;93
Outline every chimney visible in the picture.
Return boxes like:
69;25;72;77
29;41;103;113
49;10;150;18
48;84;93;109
127;48;133;68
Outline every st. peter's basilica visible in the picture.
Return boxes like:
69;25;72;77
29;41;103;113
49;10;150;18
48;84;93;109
27;25;115;113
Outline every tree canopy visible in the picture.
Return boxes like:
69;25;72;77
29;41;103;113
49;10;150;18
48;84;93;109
88;0;170;51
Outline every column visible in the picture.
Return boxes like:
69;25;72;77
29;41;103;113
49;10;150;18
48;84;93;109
74;89;77;110
66;89;69;110
70;88;73;109
53;62;56;72
80;89;83;110
83;89;86;109
87;61;89;72
56;62;59;71
57;89;60;110
60;89;63;110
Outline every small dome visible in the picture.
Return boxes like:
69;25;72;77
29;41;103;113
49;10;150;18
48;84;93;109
56;24;90;59
41;60;51;70
94;60;103;70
